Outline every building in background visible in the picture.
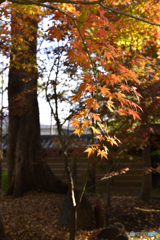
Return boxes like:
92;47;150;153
40;124;74;135
3;116;91;136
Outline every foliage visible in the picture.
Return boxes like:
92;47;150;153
44;0;160;160
0;0;160;160
1;1;160;239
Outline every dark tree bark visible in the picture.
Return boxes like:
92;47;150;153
7;7;68;198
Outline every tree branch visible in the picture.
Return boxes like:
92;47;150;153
100;3;160;27
8;0;160;28
9;0;101;5
12;0;78;21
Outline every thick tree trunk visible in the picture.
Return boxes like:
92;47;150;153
139;144;152;202
7;7;68;198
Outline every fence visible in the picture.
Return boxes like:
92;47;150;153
2;155;144;192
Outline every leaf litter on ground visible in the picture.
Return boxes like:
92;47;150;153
0;190;159;239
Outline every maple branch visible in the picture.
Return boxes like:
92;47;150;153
72;18;98;80
100;3;160;27
14;0;92;30
10;0;101;4
12;0;78;21
0;66;8;75
10;0;160;27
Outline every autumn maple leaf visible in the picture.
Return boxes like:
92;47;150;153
94;134;105;142
84;147;95;157
128;109;141;120
73;128;84;137
90;126;100;134
107;137;118;146
97;150;108;159
117;109;128;116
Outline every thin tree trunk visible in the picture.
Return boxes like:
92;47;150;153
7;7;68;198
139;144;152;202
86;167;95;193
46;56;78;239
107;178;112;207
86;125;95;193
70;206;77;240
72;161;77;186
106;159;112;207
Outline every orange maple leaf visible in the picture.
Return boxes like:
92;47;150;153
82;120;91;129
70;119;79;128
99;86;109;96
85;84;97;93
97;150;108;159
94;134;105;141
90;113;101;122
84;148;95;157
91;144;100;148
73;128;84;137
108;23;116;34
107;137;118;146
103;52;114;60
128;109;141;120
117;109;128;116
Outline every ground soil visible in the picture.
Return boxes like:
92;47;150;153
0;189;160;239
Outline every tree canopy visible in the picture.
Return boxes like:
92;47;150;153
0;0;160;158
1;1;160;239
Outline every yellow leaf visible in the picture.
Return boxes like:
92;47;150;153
77;10;87;29
107;137;118;146
97;150;108;159
90;126;100;134
97;122;105;130
84;147;95;157
73;128;84;137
